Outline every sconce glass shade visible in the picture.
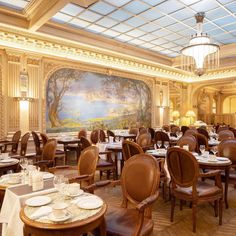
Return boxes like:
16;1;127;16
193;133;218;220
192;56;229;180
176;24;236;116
172;110;180;118
185;110;196;117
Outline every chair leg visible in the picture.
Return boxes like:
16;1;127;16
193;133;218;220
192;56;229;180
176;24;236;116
219;198;223;225
162;178;167;201
192;202;197;233
99;171;103;180
214;200;219;217
171;196;175;222
180;200;183;211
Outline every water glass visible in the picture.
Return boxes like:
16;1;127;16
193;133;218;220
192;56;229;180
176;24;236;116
199;145;205;155
19;157;28;171
164;141;169;150
157;141;162;149
211;146;218;155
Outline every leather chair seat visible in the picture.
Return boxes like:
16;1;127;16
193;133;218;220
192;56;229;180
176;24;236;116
97;159;113;167
55;149;65;155
175;181;222;198
105;206;153;236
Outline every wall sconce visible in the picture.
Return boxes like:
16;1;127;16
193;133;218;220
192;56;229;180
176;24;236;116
185;110;196;125
14;70;34;102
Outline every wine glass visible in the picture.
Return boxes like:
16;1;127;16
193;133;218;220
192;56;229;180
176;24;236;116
53;175;64;192
211;146;218;156
164;141;169;150
19;157;28;171
156;141;162;149
199;145;205;155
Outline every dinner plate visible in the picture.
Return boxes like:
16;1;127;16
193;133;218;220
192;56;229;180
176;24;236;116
208;159;218;162
77;196;103;209
48;212;71;223
216;157;229;161
42;173;54;179
65;189;84;197
0;159;15;163
25;196;52;207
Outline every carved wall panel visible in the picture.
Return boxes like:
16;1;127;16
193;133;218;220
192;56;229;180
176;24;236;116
7;98;19;131
29;99;39;131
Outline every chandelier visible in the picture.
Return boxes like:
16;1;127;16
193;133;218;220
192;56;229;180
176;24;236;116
181;12;220;76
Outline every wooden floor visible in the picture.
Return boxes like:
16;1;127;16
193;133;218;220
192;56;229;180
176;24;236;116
95;179;236;236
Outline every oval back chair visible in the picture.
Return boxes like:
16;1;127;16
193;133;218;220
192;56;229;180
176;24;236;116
122;140;143;162
78;129;87;139
218;130;234;141
177;135;197;152
136;133;152;150
32;131;42;155
20;132;30;156
197;128;209;140
90;129;106;144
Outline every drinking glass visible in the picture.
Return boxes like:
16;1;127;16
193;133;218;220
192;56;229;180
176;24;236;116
19;157;28;171
53;175;64;192
157;141;162;149
199;145;205;155
164;141;169;150
211;146;218;155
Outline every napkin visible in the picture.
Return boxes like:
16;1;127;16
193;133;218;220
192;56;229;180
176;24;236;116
30;206;52;220
70;194;95;204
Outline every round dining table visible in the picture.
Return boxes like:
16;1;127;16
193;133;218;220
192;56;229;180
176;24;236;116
20;200;107;236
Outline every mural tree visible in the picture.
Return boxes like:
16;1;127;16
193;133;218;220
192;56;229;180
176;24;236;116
102;76;151;127
47;69;82;127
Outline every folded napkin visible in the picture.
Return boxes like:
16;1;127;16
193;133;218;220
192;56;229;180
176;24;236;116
30;206;52;220
70;194;95;204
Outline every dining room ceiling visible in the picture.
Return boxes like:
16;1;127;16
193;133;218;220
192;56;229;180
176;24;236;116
0;0;236;59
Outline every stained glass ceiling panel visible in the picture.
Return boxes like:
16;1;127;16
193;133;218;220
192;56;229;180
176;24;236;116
40;0;236;58
0;0;30;10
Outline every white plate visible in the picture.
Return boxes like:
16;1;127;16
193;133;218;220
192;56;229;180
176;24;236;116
25;196;52;207
77;196;103;210
48;212;71;223
216;157;229;161
65;189;84;197
43;173;54;179
208;159;218;162
0;159;15;163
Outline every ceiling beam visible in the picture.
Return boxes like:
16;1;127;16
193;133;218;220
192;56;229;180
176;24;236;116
71;0;99;8
25;0;71;31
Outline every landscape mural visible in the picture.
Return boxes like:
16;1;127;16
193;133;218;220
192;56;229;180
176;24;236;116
46;68;151;133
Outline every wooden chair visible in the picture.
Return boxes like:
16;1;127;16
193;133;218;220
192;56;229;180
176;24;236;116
218;139;236;190
31;131;42;156
136;133;152;151
1;130;21;153
218;130;234;141
177;135;197;152
139;127;148;135
217;126;229;133
148;127;155;144
19;132;31;156
184;129;198;136
34;139;57;171
49;146;99;187
107;130;115;142
181;126;189;135
162;125;170;132
90;129;106;144
78;129;87;138
80;137;116;180
154;131;170;149
167;147;223;232
129;127;139;136
86;153;161;236
197;128;210;140
193;133;209;152
40;132;48;147
122;140;143;162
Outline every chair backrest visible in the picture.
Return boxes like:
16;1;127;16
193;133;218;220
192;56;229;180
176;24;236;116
193;133;209;152
136;133;151;149
148;127;155;140
177;135;197;152
218;138;236;164
218;130;234;141
139;127;148;135
162;125;170;132
217;126;229;133
90;129;106;144
129;128;139;135
197;128;209;139
31;131;41;155
171;125;180;133
181;126;189;135
78;129;87;139
78;146;99;177
154;131;170;148
20;132;30;156
40;133;49;147
41;139;57;161
229;128;236;138
121;153;160;209
11;130;21;153
107;130;115;142
122;140;143;161
184;129;198;136
167;147;199;189
80;136;91;150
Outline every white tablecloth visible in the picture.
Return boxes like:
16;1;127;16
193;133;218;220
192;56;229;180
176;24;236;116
0;184;56;236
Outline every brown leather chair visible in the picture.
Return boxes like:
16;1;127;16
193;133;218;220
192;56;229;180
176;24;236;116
197;128;210;140
80;137;116;180
78;129;87;139
177;135;197;152
122;140;143;162
229;127;236;138
90;129;106;144
32;131;42;156
129;127;139;135
193;133;209;152
167;147;223;232
50;146;99;187
1;130;21;153
217;126;229;133
107;130;115;142
136;133;152;151
34;139;57;171
139;127;148;135
148;127;155;143
19;132;30;156
162;125;170;132
218;130;234;141
218;139;236;189
170;125;180;133
87;153;161;236
154;131;170;149
184;129;198;136
181;126;189;135
40;132;48;147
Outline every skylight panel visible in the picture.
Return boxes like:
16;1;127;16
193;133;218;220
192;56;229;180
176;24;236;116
52;13;73;23
69;18;90;28
109;10;132;21
86;24;106;33
102;29;121;37
78;10;102;22
214;16;236;26
140;9;164;21
89;2;116;15
115;34;133;42
60;3;84;16
96;17;118;28
0;0;29;10
190;0;219;12
125;17;146;27
157;0;184;14
123;1;149;14
139;23;160;32
111;24;133;33
126;29;145;37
